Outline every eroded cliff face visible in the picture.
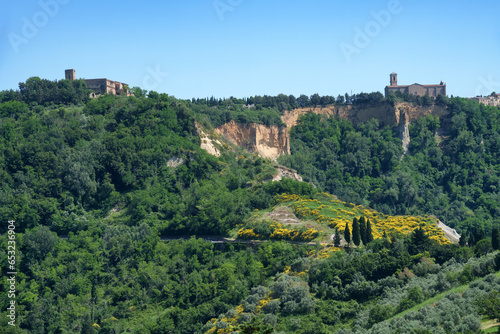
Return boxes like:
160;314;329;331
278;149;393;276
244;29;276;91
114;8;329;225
282;102;448;158
394;103;449;125
282;102;448;128
201;103;448;160
281;105;336;128
195;123;223;157
215;120;290;160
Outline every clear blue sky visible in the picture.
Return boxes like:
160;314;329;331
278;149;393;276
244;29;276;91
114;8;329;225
2;0;500;99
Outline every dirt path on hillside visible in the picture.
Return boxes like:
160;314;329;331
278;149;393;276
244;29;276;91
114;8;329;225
481;319;500;331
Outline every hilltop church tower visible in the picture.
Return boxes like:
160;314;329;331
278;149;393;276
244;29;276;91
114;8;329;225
65;69;75;81
385;72;446;98
390;72;397;86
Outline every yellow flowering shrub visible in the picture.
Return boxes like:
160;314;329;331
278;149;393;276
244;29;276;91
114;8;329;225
205;302;245;334
255;295;272;313
311;246;343;259
205;294;274;333
276;193;450;245
237;220;320;242
237;229;260;239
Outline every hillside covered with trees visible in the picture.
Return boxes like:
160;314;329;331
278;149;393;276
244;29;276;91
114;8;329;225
0;78;499;333
279;96;500;243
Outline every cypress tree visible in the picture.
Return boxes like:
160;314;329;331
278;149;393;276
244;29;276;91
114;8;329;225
352;217;361;246
459;234;466;247
492;227;500;251
344;221;351;246
334;228;341;247
468;232;476;247
359;216;367;245
366;218;374;244
409;227;430;255
474;228;485;243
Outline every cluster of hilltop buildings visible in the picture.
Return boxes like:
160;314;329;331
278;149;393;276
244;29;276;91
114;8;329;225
470;94;500;107
65;69;498;107
65;69;132;98
384;72;446;98
384;73;500;107
71;68;450;101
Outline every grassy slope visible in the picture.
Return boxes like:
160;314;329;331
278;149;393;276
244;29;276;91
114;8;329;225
483;319;500;333
235;192;451;245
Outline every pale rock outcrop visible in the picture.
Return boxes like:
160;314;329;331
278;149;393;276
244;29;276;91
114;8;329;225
215;120;290;161
167;156;185;168
437;220;461;244
282;102;448;128
271;166;303;182
195;123;222;157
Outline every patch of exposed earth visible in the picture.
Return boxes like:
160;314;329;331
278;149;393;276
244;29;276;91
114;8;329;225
264;206;301;225
329;233;349;247
106;202;125;219
481;319;500;331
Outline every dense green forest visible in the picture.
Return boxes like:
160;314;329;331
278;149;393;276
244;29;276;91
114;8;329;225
1;78;500;333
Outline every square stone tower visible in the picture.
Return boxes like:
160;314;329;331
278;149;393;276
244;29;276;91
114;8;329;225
390;72;397;86
65;69;75;81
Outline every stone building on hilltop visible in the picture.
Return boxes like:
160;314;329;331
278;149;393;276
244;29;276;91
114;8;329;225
385;72;446;98
65;69;132;98
470;94;500;107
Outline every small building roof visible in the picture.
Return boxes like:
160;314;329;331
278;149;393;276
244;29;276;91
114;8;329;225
386;83;446;88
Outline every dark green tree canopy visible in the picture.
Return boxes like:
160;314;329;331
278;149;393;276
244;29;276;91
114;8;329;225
344;220;351;246
352;217;361;246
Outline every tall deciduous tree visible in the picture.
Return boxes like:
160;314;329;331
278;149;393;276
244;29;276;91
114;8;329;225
310;93;320;106
352;217;360;246
23;226;58;266
297;94;309;107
